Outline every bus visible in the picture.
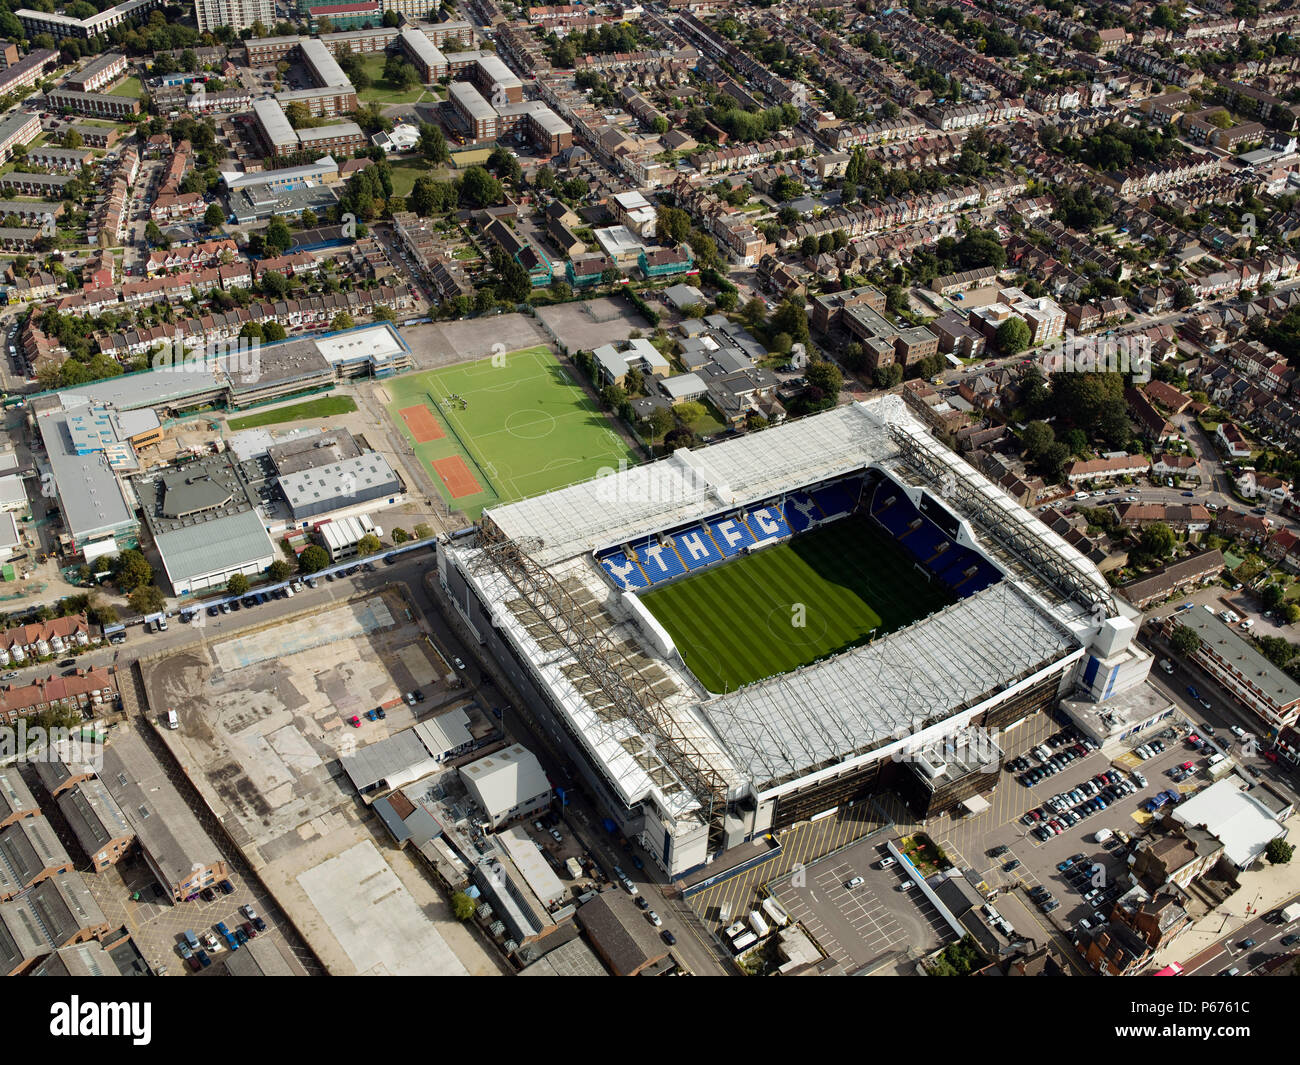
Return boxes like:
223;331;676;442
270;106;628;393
1154;962;1184;976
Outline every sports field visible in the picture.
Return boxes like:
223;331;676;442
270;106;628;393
385;346;638;518
641;515;957;693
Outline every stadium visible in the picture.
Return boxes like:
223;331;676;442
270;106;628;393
437;396;1145;880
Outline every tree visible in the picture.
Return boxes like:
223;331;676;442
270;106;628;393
418;122;448;164
663;427;700;452
383;54;418;91
128;585;166;615
460;166;502;208
90;603;118;626
996;317;1033;355
204;202;225;228
260;270;289;299
451;891;477;920
331;312;355;330
264;215;292;256
1021;420;1055;459
643;405;675;439
1267;838;1294;865
227;573;249;596
268;560;292;581
110;550;153;592
1170;624;1201;657
391;527;409;543
1264;583;1287;610
263;322;287;342
873;363;903;390
805;359;843;398
356;533;382;557
298;545;330;573
1140;522;1177;561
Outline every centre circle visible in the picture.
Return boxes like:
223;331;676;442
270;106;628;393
504;410;557;439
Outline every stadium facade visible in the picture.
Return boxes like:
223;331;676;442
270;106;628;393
437;397;1147;879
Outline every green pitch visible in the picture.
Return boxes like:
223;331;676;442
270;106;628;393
641;515;958;693
385;345;638;518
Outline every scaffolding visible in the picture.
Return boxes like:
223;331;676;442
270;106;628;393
473;518;733;853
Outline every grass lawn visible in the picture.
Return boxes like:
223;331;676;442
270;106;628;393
356;54;429;104
385;346;638;519
641;514;957;692
388;158;435;200
227;395;358;430
110;77;144;98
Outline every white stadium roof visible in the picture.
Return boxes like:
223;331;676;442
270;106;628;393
700;580;1079;792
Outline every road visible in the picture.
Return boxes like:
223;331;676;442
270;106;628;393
1182;902;1300;975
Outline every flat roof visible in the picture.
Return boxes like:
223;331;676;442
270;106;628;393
253;98;297;148
277;453;401;514
1171;778;1286;867
36;410;133;542
299;37;351;89
448;79;496;121
400;28;446;72
152;509;275;585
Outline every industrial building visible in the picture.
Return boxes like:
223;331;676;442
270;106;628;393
99;730;229;902
133;452;278;595
459;745;552;829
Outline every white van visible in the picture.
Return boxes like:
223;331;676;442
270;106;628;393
166;708;179;730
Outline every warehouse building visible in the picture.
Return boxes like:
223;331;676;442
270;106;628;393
278;453;403;521
459;744;551;830
134;452;277;595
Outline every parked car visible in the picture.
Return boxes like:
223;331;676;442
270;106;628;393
845;876;864;889
218;879;235;896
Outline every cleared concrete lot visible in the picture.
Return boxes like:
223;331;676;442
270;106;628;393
772;833;950;973
298;840;467;976
143;588;501;976
403;314;548;369
534;296;652;352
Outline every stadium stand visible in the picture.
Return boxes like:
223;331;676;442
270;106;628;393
783;491;821;533
744;503;791;543
673;526;725;570
636;537;687;582
593;475;870;592
867;479;1002;597
599;550;649;590
708;515;758;557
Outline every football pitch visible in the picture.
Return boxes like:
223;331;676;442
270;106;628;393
641;515;958;693
385;346;638;518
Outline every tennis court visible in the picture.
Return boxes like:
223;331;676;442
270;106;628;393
386;346;638;518
432;455;483;498
399;405;445;443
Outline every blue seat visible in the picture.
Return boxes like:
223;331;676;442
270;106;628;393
598;550;649;590
745;504;791;543
708;515;756;556
784;492;819;533
635;539;686;583
673;526;724;570
812;482;856;519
